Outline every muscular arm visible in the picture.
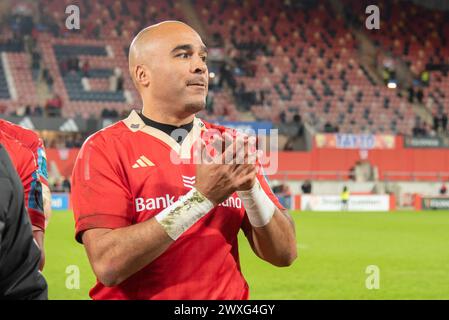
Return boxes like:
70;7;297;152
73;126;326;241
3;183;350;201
82;182;222;287
244;208;297;267
82;218;173;287
197;135;298;267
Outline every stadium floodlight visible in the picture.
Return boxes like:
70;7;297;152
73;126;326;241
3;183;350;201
387;81;397;89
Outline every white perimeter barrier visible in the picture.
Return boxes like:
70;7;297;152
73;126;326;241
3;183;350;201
295;195;394;211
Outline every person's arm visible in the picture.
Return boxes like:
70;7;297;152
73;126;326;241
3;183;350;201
81;218;173;287
244;205;297;267
236;170;297;267
13;143;46;270
35;140;52;229
73;137;176;287
31;140;50;269
82;164;252;286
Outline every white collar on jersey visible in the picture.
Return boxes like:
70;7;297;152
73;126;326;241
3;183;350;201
122;109;207;159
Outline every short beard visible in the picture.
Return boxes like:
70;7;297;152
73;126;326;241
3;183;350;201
184;101;206;114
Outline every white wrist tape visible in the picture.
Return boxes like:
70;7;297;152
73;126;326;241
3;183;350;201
237;180;275;227
155;188;214;240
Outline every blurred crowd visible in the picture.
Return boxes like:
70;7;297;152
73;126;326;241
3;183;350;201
42;133;86;149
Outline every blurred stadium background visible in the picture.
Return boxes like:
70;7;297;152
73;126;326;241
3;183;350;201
1;0;449;299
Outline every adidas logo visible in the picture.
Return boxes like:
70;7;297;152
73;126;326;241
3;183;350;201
60;119;79;132
19;117;35;130
182;175;195;189
132;155;155;168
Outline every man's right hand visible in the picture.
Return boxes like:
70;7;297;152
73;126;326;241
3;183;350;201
194;133;258;206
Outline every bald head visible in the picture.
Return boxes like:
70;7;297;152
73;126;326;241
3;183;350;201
128;21;205;88
126;20;209;123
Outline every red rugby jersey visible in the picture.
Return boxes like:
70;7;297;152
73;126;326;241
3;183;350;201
0;119;48;185
71;110;283;300
0;130;45;230
0;119;50;228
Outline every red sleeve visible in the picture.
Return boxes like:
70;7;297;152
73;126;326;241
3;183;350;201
71;134;134;243
241;167;285;235
0;124;48;229
10;142;45;231
32;138;49;185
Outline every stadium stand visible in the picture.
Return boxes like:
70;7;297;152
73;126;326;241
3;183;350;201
6;52;38;105
1;0;449;207
343;0;449;132
0;58;11;99
191;0;419;135
0;0;448;140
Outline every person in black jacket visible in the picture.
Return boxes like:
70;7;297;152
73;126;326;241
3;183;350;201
0;144;48;300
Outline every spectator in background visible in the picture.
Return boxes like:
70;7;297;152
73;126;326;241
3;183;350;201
441;113;448;133
65;135;74;148
51;180;63;192
279;110;286;124
301;180;312;194
33;105;43;116
93;20;102;39
101;108;110;118
59;59;68;76
0;104;7;114
46;73;54;91
82;60;90;77
422;122;430;137
116;73;124;92
282;184;292;209
433;112;440;132
111;109;119;118
382;67;390;85
219;62;237;92
62;177;71;193
24;105;32;116
257;90;266;105
416;88;424;103
68;56;80;72
272;184;291;209
74;133;84;148
101;108;119;119
324;122;332;132
412;121;428;137
31;49;41;69
341;186;350;211
324;121;338;133
421;70;430;86
42;68;53;91
439;182;447;196
293;114;304;137
45;94;62;117
407;86;415;103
